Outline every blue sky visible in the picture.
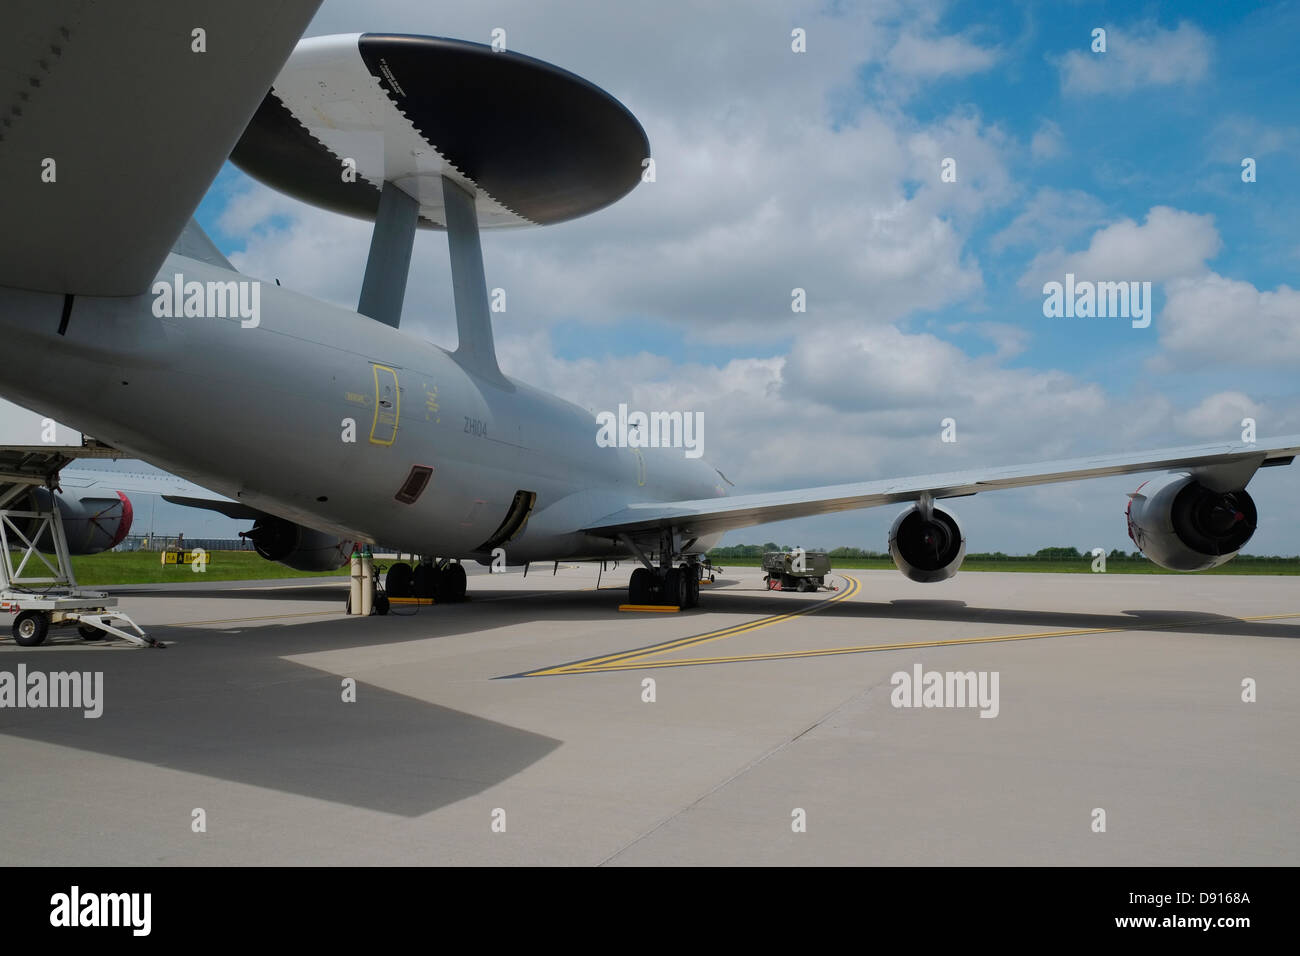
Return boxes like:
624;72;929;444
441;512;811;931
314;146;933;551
85;1;1300;554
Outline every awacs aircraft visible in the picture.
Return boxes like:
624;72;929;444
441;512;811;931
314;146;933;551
0;2;1297;611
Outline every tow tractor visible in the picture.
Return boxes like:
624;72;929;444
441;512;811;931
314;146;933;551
0;445;157;647
762;549;832;592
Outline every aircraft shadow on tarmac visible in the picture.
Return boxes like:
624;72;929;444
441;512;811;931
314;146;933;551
697;592;1300;641
463;583;1300;642
92;577;1300;645
2;579;1294;818
0;603;564;817
105;583;351;602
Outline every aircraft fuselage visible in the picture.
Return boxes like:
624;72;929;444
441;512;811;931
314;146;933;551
0;253;726;562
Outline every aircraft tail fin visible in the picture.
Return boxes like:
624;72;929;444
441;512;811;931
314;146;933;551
172;219;235;272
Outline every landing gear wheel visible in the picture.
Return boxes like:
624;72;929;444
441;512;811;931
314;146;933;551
664;568;685;609
444;563;467;601
78;623;104;641
432;566;456;602
679;564;699;608
13;611;49;647
412;564;440;600
386;562;414;598
629;567;652;604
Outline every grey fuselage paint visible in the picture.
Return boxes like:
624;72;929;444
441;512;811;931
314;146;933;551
0;253;725;562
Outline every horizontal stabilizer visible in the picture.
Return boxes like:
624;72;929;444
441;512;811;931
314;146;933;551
59;468;262;519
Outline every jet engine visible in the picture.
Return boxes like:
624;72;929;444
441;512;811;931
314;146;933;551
8;487;133;555
1126;475;1256;571
242;517;353;572
888;502;966;583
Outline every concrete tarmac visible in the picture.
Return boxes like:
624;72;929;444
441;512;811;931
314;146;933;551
1;565;1296;865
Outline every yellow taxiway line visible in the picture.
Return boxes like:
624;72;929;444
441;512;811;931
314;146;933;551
520;575;861;677
519;577;1300;676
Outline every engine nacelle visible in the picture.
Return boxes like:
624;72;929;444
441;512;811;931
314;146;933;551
242;517;353;572
1126;475;1256;571
8;487;133;555
889;503;966;583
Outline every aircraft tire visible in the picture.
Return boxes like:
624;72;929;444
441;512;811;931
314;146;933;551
444;563;467;601
412;564;439;599
679;564;699;608
664;568;685;609
629;567;652;603
386;562;414;597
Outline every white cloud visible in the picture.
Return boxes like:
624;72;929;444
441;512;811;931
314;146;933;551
905;109;1017;222
1057;21;1211;95
991;187;1108;253
887;32;999;79
1204;116;1299;164
956;321;1024;358
221;184;374;311
499;319;1110;494
1018;206;1221;293
1175;391;1260;441
1029;119;1063;160
1159;273;1300;364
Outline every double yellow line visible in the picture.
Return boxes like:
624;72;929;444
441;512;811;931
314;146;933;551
517;575;1300;677
519;575;862;677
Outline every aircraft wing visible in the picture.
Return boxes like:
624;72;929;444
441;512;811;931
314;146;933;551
59;468;262;520
581;436;1300;539
0;0;321;295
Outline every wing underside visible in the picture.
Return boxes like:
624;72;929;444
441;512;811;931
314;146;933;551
582;437;1300;539
0;0;320;295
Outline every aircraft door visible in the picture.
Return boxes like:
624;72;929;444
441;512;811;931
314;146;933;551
370;364;400;446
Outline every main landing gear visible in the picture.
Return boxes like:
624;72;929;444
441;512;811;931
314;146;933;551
621;530;702;610
384;557;468;602
627;563;701;609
